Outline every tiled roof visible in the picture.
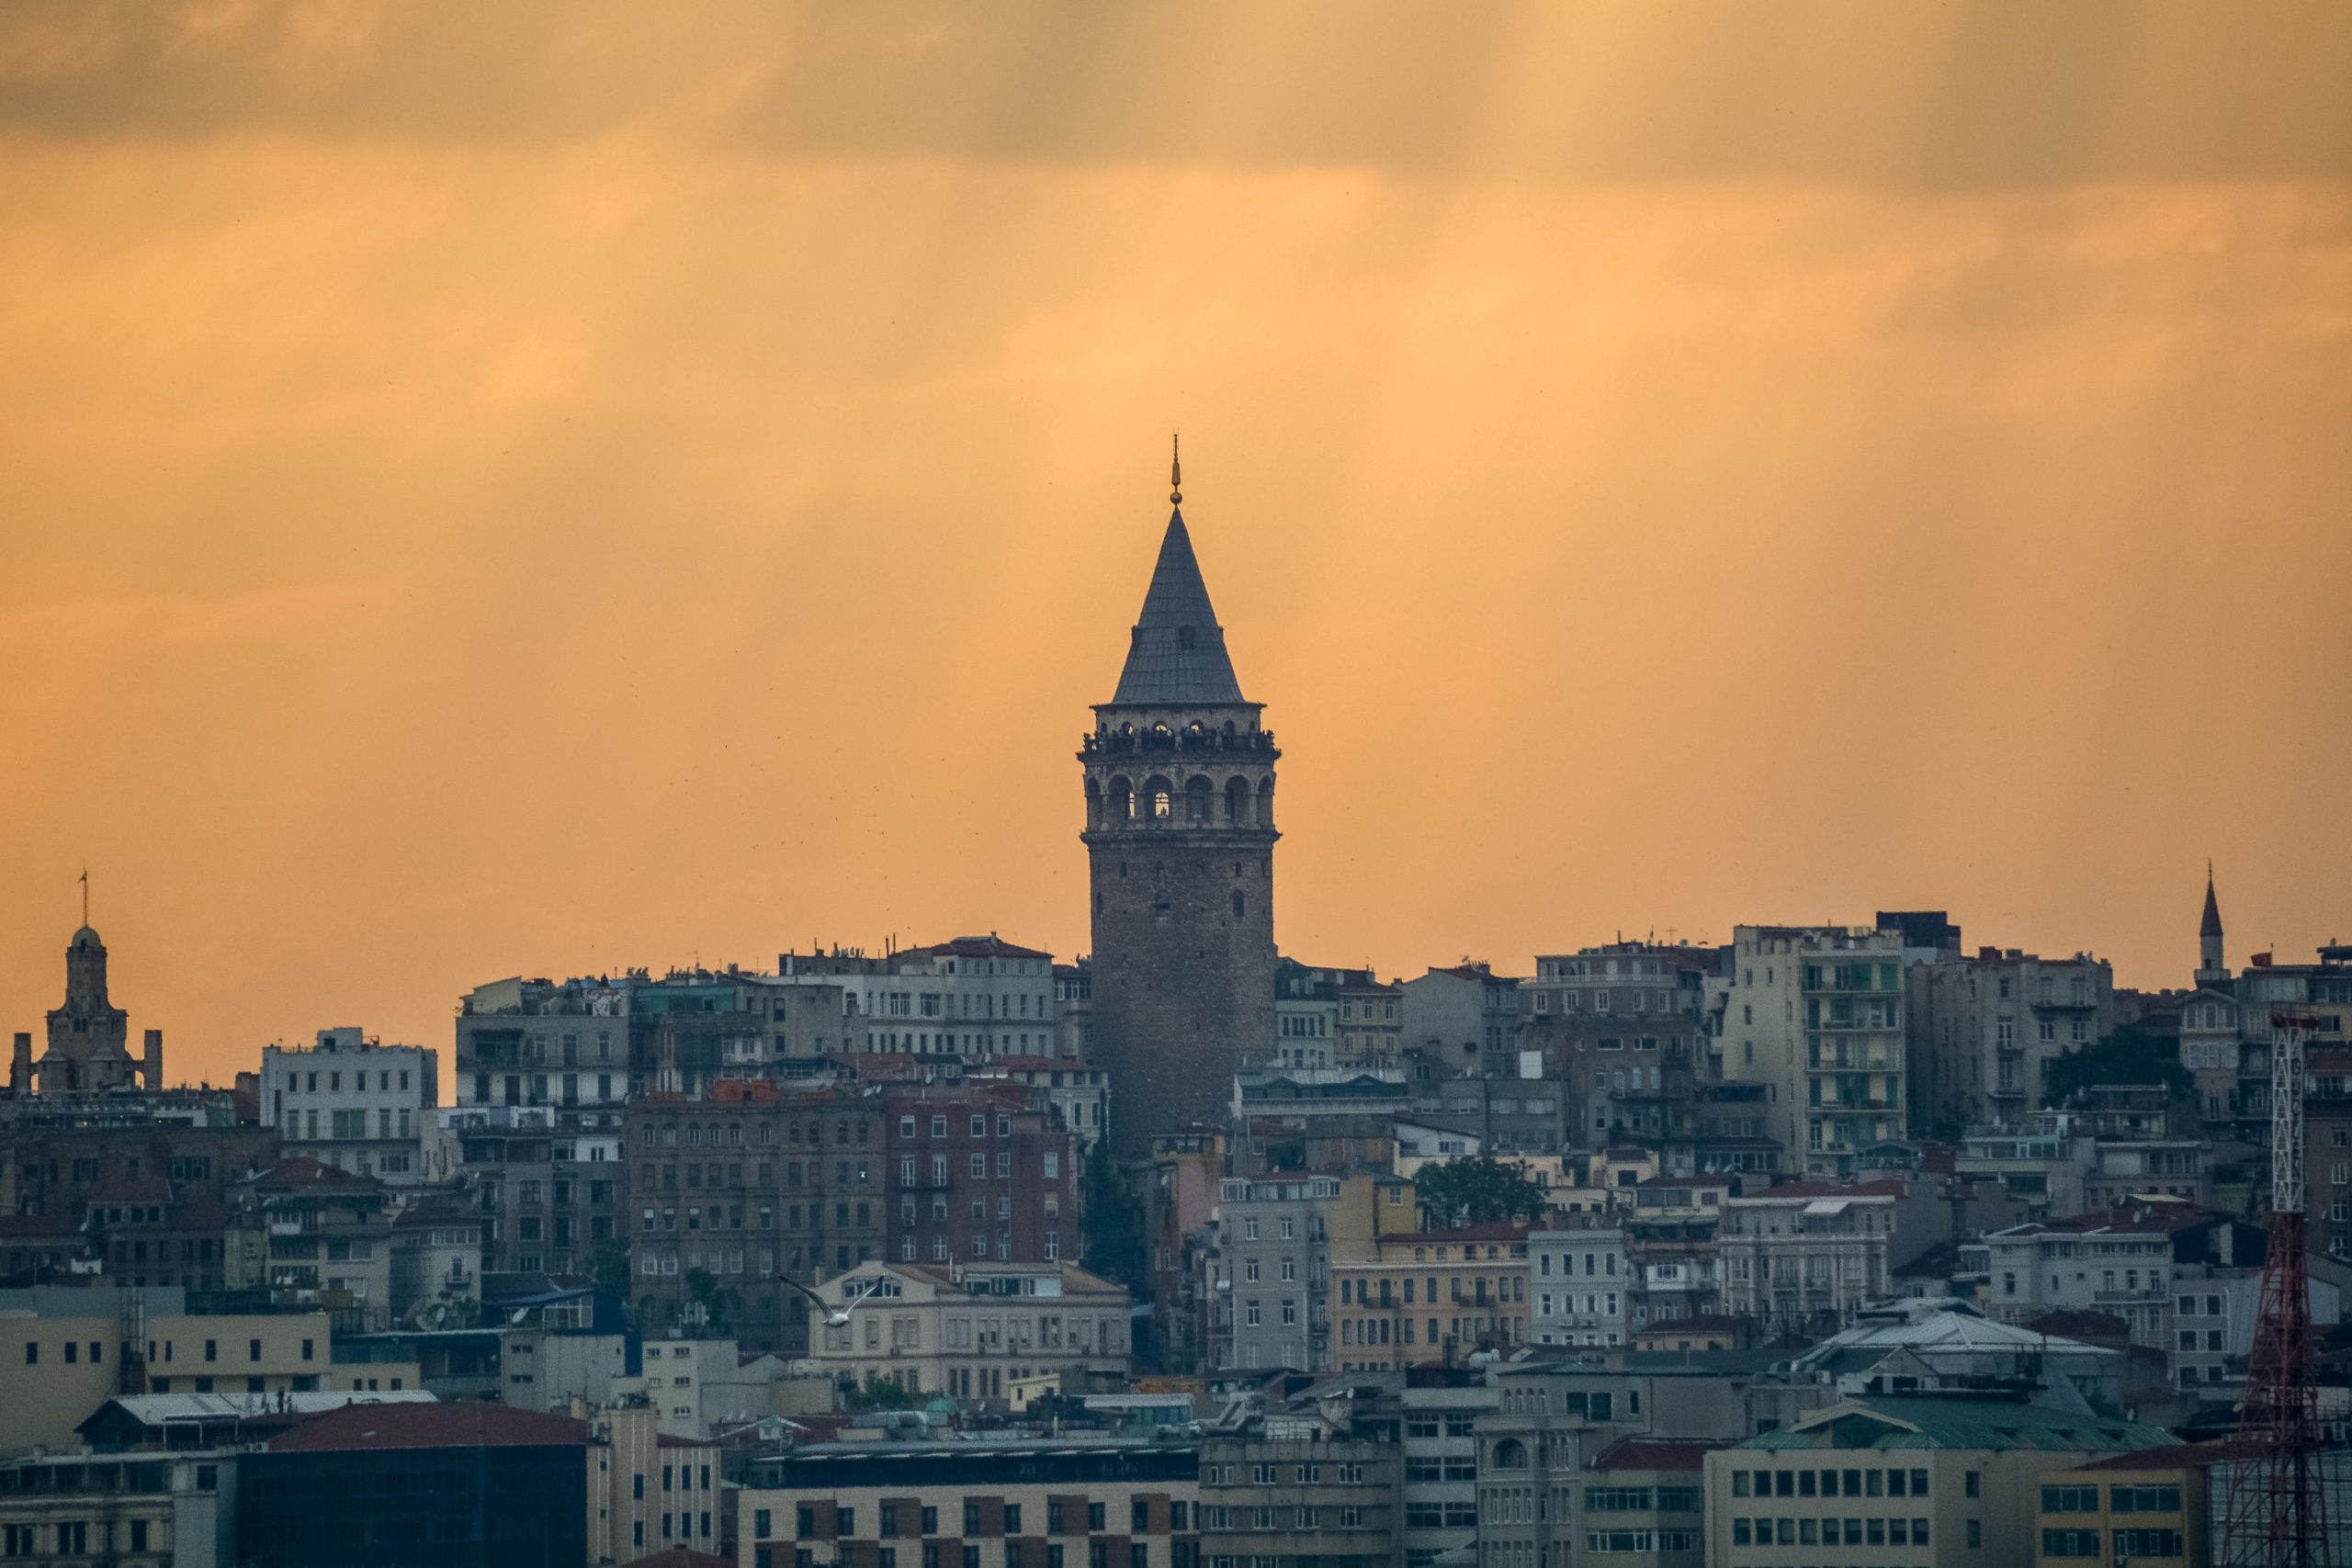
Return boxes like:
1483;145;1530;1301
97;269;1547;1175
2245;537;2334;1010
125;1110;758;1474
1107;511;1247;707
2075;1441;2264;1472
1742;1395;2169;1453
269;1400;585;1452
911;935;1054;961
1590;1438;1724;1472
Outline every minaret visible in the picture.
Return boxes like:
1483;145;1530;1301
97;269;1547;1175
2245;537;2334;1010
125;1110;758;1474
1080;441;1280;1158
2196;863;2228;987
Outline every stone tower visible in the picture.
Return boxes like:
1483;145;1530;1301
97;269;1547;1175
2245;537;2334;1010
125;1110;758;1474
1080;449;1279;1158
2196;864;2228;987
38;922;135;1094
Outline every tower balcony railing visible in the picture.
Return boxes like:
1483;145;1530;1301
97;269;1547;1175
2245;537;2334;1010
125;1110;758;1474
1080;728;1278;759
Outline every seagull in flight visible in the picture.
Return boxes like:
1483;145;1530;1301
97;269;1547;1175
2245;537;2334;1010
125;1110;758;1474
784;1276;882;1328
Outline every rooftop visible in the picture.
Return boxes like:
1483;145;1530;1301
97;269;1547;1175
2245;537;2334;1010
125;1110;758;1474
1741;1395;2167;1454
269;1401;586;1452
1590;1438;1724;1472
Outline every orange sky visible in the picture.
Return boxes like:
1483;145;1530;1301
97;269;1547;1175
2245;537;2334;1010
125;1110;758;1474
2;3;2347;1089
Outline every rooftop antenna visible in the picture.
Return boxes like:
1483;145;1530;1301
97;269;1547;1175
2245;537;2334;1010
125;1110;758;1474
1170;434;1182;506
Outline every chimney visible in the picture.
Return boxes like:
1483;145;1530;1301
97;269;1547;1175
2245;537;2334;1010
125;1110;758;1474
9;1032;29;1093
142;1029;164;1092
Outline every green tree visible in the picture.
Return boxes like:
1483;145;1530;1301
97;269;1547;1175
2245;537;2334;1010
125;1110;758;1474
684;1267;735;1333
845;1371;916;1411
2041;1024;2190;1108
591;1240;631;1301
1080;1141;1146;1292
1414;1155;1550;1228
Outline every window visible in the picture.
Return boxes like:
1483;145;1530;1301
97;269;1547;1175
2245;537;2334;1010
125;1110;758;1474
2043;1485;2099;1512
2111;1483;2183;1512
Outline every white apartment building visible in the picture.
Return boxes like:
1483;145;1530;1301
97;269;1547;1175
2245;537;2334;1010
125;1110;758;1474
775;937;1064;1059
259;1029;439;1184
1729;926;1907;1176
803;1259;1130;1404
1981;1208;2181;1348
1715;1180;1900;1337
1530;1225;1627;1347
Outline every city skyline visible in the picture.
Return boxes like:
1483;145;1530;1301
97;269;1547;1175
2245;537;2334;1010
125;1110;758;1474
2;4;2347;1082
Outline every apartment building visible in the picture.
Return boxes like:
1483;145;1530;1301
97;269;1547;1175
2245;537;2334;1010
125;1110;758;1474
1622;1177;1727;1333
1714;1181;1902;1338
1398;964;1522;1078
802;1260;1130;1404
260;1028;439;1183
1522;942;1717;1150
1728;927;1907;1176
737;1437;1201;1568
1399;1370;1491;1568
1529;1224;1627;1348
878;1079;1080;1270
1905;950;2115;1137
2;1285;343;1451
967;1056;1109;1156
1578;1438;1716;1568
0;1449;238;1568
623;1083;884;1353
223;1156;396;1331
774;937;1063;1060
1337;976;1403;1071
1702;1396;2173;1568
1982;1207;2194;1349
1329;1224;1529;1371
1197;1169;1410;1375
1199;1436;1398;1568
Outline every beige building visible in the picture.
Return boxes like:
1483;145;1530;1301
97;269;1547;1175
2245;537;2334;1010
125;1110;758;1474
1329;1224;1530;1371
1727;927;1907;1176
737;1436;1201;1568
1198;1435;1397;1568
1702;1395;2172;1567
2031;1449;2209;1568
0;1448;238;1568
589;1401;727;1563
804;1260;1130;1404
0;1286;346;1453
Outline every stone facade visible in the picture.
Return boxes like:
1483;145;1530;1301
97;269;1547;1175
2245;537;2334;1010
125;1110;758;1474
34;924;147;1095
1082;487;1279;1158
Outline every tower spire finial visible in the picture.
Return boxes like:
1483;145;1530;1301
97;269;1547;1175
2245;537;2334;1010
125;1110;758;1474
1170;434;1182;507
80;866;87;927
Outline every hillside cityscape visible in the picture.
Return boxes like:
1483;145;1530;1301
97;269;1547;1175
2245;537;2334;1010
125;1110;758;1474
3;486;2346;1568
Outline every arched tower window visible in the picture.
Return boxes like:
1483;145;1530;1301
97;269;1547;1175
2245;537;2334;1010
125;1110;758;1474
1491;1438;1528;1470
1145;775;1174;821
1258;774;1276;826
1184;776;1213;823
1084;778;1103;831
1225;775;1250;824
1106;776;1134;824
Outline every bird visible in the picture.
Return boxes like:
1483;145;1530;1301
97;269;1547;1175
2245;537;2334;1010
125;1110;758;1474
782;1275;881;1328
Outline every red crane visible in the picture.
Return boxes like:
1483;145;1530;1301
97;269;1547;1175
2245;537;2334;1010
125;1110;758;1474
2219;1010;2333;1567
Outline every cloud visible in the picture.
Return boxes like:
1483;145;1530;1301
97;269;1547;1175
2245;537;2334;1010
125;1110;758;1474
0;3;2345;190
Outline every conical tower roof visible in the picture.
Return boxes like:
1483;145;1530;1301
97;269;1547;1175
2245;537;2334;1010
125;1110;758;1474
2200;869;2223;939
1108;507;1247;705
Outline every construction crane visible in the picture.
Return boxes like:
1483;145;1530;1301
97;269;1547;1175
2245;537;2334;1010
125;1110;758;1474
2220;1010;2334;1568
